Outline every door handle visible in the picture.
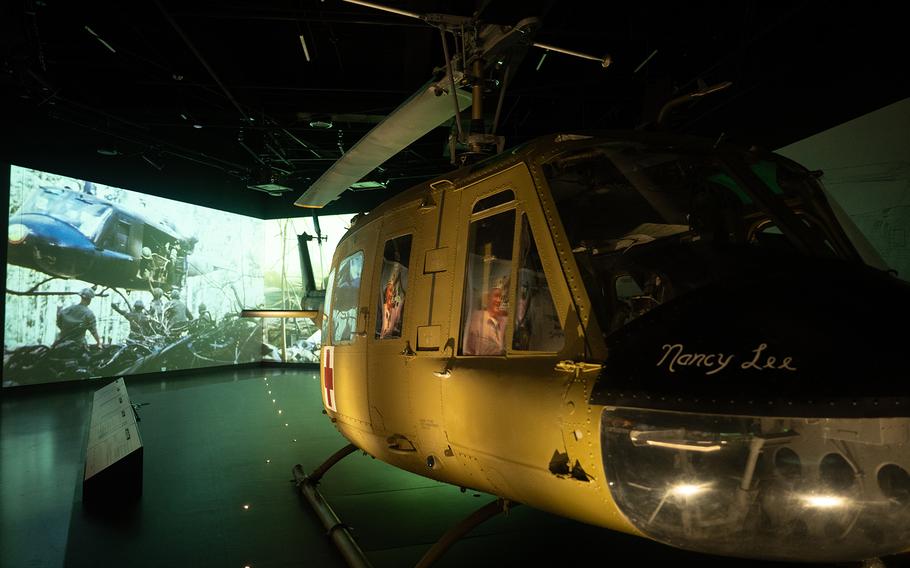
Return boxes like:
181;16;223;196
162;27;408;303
433;337;456;378
555;360;603;374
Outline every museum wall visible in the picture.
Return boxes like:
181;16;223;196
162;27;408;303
777;97;910;280
3;163;352;387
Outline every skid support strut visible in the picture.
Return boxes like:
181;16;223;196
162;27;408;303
294;444;518;568
415;498;518;568
292;443;372;568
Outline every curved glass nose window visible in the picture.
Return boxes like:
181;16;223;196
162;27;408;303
601;407;910;562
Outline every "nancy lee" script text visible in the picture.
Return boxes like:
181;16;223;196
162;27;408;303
656;342;797;376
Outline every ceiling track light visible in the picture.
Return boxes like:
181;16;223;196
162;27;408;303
141;154;163;171
343;0;421;19
299;34;311;62
84;25;116;54
634;49;658;74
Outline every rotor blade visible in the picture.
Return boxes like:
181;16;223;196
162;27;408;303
295;75;472;208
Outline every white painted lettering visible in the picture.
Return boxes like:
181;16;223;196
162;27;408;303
706;353;734;376
656;342;796;376
657;344;684;373
741;343;768;370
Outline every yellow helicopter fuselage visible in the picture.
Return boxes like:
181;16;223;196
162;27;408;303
317;134;910;563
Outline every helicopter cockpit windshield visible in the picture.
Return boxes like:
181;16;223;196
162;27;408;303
543;141;874;335
23;187;113;241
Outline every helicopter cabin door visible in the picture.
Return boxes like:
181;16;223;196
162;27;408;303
323;220;380;437
366;207;420;446
442;162;576;493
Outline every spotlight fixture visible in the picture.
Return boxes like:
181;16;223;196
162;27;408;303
308;114;333;129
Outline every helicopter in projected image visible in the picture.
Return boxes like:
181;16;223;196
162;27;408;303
289;2;910;566
7;184;212;294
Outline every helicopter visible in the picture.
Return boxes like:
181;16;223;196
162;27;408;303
7;183;204;293
289;2;910;566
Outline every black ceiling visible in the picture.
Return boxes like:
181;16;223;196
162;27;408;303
2;1;907;218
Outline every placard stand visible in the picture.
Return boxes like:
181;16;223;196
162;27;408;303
82;378;143;505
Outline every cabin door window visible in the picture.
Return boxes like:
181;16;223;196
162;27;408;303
106;219;131;253
512;214;565;352
460;208;516;356
331;251;364;344
376;234;412;340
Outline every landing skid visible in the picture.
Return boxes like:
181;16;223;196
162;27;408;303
292;444;518;568
292;444;369;568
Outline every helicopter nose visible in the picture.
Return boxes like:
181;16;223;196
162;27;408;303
8;223;30;244
592;257;910;561
594;256;910;418
599;407;910;562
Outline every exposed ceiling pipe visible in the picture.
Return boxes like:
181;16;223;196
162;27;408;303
282;128;324;159
153;0;251;124
237;128;269;167
50;114;249;175
172;9;428;27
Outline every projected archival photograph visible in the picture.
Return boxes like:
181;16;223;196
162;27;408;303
4;165;264;387
259;214;354;364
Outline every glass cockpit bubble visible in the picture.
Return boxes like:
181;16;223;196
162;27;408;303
601;407;910;562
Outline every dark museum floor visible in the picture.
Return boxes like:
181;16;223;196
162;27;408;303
2;367;907;568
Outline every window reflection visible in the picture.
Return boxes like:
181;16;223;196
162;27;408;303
321;268;335;344
461;209;514;356
513;215;564;351
332;252;363;344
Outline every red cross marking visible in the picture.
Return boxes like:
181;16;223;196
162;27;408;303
324;348;336;411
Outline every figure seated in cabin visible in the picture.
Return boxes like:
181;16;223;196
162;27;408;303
462;277;509;356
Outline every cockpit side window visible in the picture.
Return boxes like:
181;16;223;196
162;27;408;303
105;219;131;253
512;214;564;352
322;268;336;346
460;208;516;356
332;251;363;344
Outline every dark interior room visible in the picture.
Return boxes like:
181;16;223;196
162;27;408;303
3;1;909;567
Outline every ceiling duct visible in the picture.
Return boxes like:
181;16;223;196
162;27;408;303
247;167;294;197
